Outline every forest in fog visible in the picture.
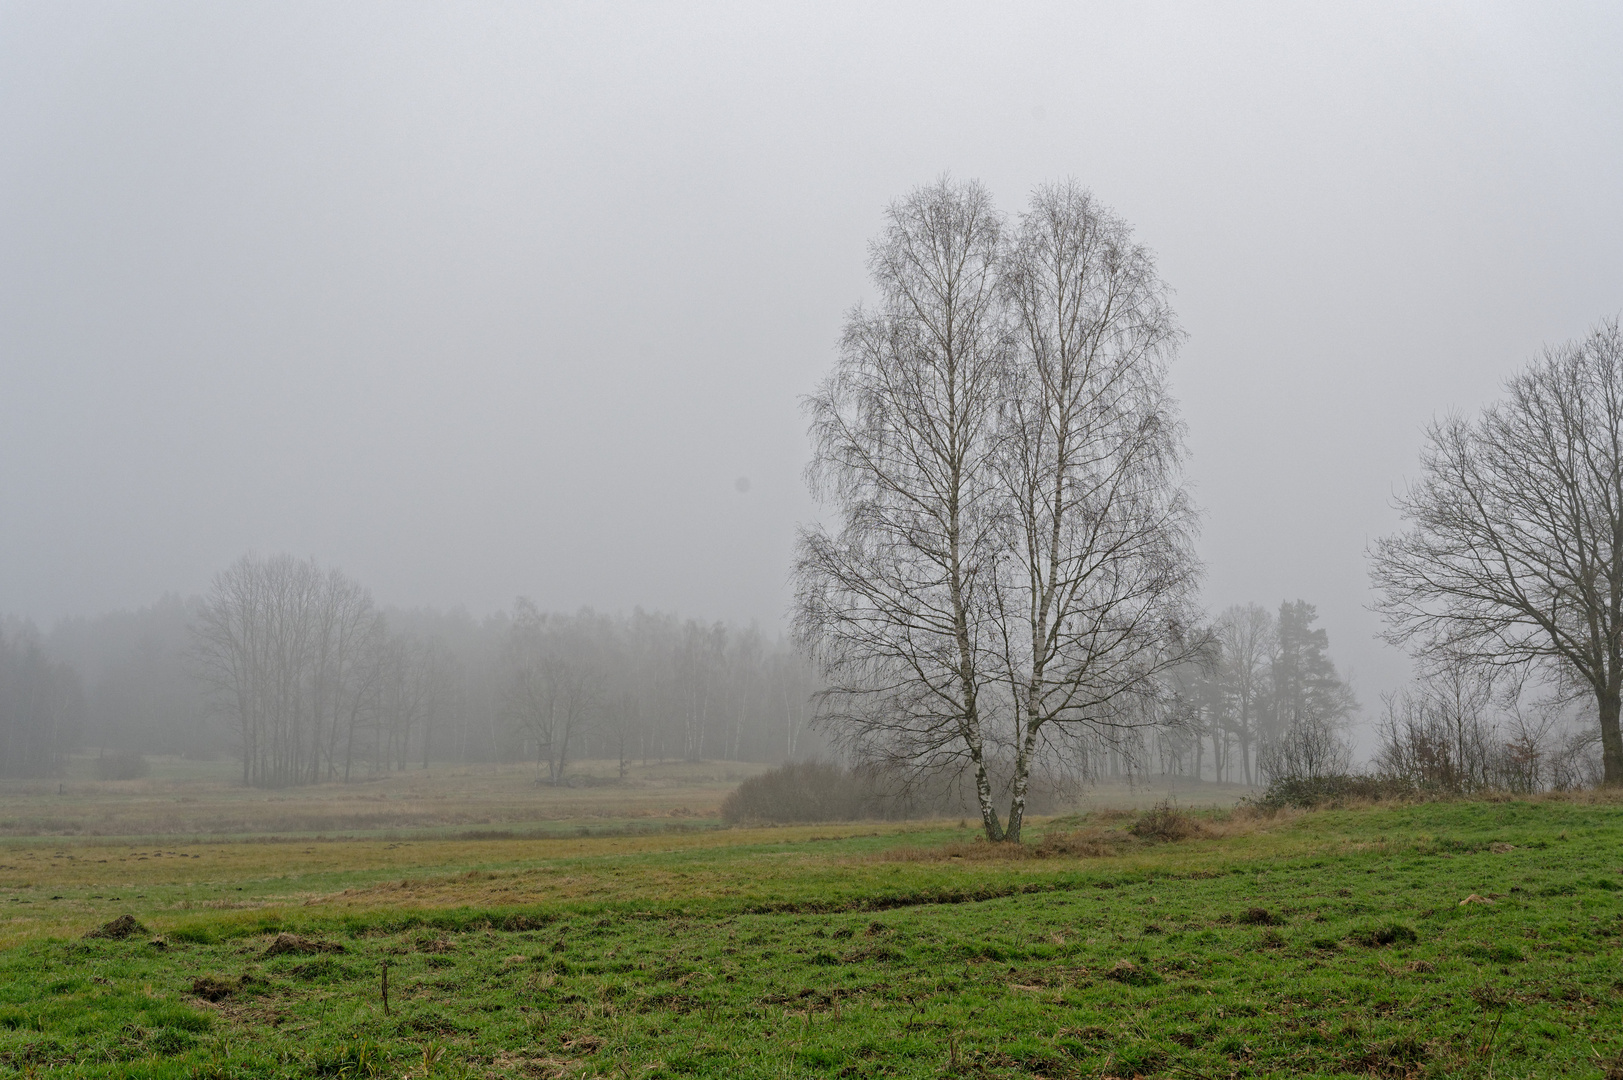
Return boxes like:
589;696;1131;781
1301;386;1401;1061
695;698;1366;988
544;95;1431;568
0;548;1373;790
0;548;1346;788
0;554;826;783
0;551;1604;795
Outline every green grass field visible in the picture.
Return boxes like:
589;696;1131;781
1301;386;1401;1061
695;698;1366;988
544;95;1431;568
1;794;1619;1078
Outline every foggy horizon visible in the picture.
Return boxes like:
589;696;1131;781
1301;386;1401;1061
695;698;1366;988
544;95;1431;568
5;3;1623;716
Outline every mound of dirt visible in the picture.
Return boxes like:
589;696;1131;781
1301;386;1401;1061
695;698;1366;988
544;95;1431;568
191;974;261;1002
263;932;346;957
191;975;238;1002
1104;959;1163;986
83;914;147;940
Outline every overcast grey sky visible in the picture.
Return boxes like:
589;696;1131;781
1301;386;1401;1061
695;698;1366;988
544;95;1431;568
3;2;1620;707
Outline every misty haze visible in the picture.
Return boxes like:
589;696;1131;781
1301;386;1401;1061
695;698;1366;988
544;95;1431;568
1;5;1620;1078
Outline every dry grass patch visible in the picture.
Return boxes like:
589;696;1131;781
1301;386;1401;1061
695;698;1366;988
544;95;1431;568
876;802;1275;862
0;758;768;839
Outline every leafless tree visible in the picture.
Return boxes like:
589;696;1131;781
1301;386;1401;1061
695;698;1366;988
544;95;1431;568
797;178;1204;842
193;569;395;785
1371;319;1623;786
502;600;600;784
1213;603;1275;784
193;553;381;788
414;638;462;770
989;181;1202;840
376;633;447;773
769;647;816;759
313;569;382;782
602;691;639;779
795;177;1011;838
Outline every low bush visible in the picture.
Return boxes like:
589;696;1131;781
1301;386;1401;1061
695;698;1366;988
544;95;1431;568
720;762;882;824
1255;774;1417;809
1128;801;1211;841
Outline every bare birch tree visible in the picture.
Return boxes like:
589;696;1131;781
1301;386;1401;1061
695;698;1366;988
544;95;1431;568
990;181;1202;840
1371;319;1623;786
795;177;1011;838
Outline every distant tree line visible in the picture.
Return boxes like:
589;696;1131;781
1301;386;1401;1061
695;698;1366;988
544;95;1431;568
496;600;821;784
191;554;825;787
4;585;1372;793
15;555;823;787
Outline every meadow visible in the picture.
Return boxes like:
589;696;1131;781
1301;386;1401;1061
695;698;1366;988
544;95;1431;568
0;758;773;841
0;764;1618;1078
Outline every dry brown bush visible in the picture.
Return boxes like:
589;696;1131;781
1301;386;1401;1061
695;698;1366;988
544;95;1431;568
1128;801;1212;842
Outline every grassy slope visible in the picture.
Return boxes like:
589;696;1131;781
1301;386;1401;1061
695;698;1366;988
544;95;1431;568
0;798;1619;1079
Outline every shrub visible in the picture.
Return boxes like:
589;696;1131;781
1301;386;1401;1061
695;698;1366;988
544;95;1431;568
1258;717;1352;784
1255;774;1416;809
1129;801;1208;842
1031;828;1127;858
720;762;880;824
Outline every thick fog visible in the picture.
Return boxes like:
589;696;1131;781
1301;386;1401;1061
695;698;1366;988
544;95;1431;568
3;2;1621;710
